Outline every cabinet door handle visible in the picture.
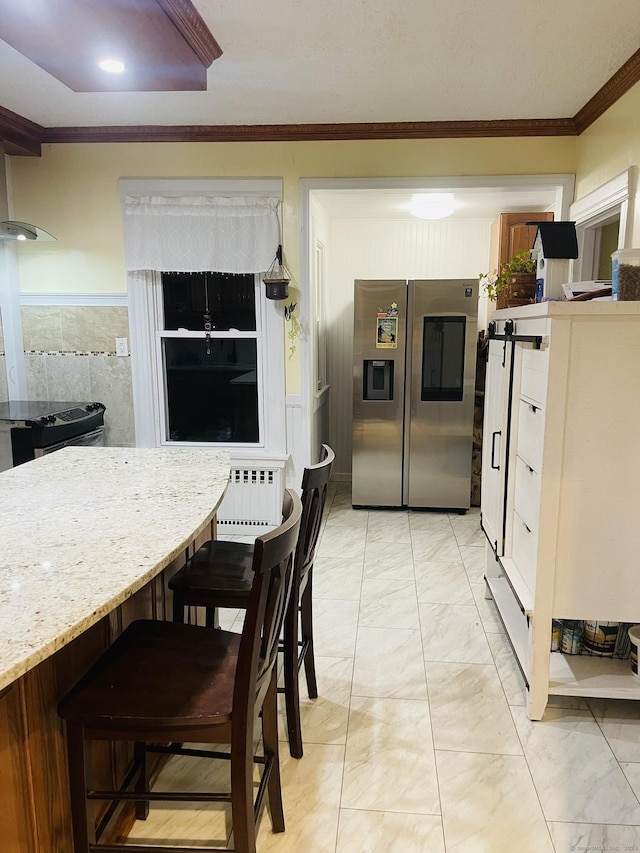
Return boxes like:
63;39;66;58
530;404;538;413
491;431;501;469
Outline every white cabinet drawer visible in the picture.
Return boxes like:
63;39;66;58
517;399;544;471
514;455;541;533
520;345;548;406
512;510;538;597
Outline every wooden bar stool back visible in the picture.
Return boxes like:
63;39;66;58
57;489;302;853
169;445;334;759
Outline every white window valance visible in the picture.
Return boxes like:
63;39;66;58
122;194;280;273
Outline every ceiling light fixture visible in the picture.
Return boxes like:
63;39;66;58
0;221;57;242
409;193;456;220
98;58;125;74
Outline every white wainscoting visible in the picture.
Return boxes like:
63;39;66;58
285;394;304;490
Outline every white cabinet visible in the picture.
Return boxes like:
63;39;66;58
481;302;640;719
480;335;512;553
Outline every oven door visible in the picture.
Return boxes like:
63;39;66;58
35;426;106;457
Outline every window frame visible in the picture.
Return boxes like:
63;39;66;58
569;169;633;283
155;274;266;449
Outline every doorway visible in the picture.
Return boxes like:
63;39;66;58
299;175;575;479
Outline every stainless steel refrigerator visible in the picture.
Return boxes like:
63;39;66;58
352;279;478;510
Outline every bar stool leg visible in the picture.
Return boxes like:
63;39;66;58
172;589;184;624
134;741;149;820
300;570;318;699
230;728;258;853
262;671;285;832
205;606;220;629
283;588;303;759
65;721;94;853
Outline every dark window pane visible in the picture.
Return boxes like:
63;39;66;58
164;338;259;443
162;272;256;331
421;316;465;402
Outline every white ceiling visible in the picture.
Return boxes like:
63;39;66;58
0;0;639;127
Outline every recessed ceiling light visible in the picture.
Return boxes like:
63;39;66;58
98;58;125;74
409;193;456;220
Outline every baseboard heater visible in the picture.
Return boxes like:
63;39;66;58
217;464;284;534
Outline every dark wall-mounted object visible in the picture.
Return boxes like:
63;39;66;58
263;244;290;300
528;221;579;259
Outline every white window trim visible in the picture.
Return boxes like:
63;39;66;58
156;276;267;451
129;271;286;456
123;178;286;457
569;168;635;282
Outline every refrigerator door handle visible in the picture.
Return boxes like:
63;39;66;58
490;430;501;469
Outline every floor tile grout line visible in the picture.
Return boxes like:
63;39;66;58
332;502;367;853
468;531;557;846
413;523;448;850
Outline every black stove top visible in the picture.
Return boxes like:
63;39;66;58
0;401;107;456
0;400;97;422
0;400;105;439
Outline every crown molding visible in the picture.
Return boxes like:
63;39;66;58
0;105;43;156
4;47;640;153
573;47;640;134
41;117;578;145
156;0;222;66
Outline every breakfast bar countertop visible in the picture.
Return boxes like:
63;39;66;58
0;446;230;692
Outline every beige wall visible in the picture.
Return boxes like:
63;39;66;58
575;80;640;244
6;135;576;394
9;137;577;296
10;75;640;299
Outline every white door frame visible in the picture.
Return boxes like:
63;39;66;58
297;173;575;473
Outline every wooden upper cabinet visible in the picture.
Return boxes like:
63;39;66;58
490;211;554;271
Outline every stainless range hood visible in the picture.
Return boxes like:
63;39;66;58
0;220;56;241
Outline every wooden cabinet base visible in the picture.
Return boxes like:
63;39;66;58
0;520;214;853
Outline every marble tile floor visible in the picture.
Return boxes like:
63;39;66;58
126;483;640;852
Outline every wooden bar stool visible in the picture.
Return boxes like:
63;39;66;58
57;489;302;853
169;445;334;759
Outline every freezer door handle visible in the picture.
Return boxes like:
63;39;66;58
491;430;501;469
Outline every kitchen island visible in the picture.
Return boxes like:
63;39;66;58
0;446;230;852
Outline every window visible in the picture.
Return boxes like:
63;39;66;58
121;177;285;455
595;218;620;280
569;170;632;284
158;272;264;446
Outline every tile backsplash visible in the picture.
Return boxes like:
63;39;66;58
16;305;135;446
24;353;134;446
21;305;130;353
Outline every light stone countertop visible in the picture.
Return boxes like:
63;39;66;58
0;446;230;692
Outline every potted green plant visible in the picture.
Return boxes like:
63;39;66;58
480;249;537;309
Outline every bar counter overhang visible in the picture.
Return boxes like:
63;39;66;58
0;446;230;851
